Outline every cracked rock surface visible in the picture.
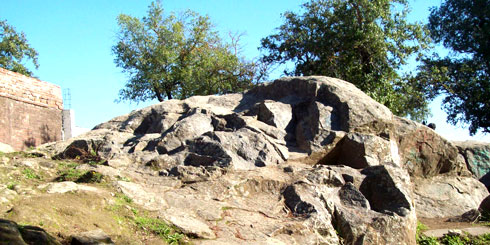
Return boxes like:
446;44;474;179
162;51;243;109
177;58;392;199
36;76;490;244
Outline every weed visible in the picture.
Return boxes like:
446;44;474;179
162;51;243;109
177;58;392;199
134;215;183;244
417;234;439;245
56;168;84;182
416;221;439;245
221;206;233;211
417;221;429;233
117;193;133;204
57;162;78;170
6;182;17;190
107;192;184;244
22;168;41;180
116;175;131;182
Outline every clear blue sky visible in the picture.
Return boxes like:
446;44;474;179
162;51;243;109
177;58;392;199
1;0;488;142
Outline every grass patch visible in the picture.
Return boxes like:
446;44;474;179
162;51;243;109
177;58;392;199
416;232;490;245
6;182;17;190
416;221;438;245
55;162;104;183
115;175;131;182
134;215;183;244
22;168;41;180
56;168;84;182
107;193;185;244
6;151;43;159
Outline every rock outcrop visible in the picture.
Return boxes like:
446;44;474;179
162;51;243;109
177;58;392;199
35;76;489;244
454;141;490;189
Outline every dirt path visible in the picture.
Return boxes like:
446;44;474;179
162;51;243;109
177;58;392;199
419;217;490;237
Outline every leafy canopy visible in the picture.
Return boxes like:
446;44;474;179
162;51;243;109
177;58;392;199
112;1;265;102
260;0;432;120
0;20;39;76
416;0;490;134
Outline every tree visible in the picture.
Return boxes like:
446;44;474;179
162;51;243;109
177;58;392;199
112;1;265;102
0;20;39;76
260;0;432;120
416;0;490;134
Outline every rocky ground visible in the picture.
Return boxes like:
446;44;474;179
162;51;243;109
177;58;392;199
0;151;184;244
1;76;490;244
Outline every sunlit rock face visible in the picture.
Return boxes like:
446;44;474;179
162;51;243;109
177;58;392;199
44;76;488;244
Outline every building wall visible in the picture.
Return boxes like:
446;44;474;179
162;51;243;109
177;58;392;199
0;67;63;150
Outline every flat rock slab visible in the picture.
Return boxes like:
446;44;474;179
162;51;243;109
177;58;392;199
424;226;490;238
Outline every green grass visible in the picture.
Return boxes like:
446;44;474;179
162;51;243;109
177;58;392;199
6;182;17;190
56;168;84;182
107;193;184;244
22;168;41;180
416;232;490;245
134;215;183;244
55;161;103;183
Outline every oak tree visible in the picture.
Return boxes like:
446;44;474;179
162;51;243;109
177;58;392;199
260;0;432;120
417;0;490;134
0;20;38;76
113;1;264;102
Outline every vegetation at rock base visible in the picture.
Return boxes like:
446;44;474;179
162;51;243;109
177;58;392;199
0;19;39;76
260;0;432;120
0;152;187;244
415;0;490;135
113;0;266;102
416;221;490;245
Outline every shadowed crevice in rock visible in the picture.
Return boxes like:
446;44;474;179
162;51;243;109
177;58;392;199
282;185;317;217
338;183;370;209
360;166;411;216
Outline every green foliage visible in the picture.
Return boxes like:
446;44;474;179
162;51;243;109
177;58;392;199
112;0;266;102
417;234;439;245
134;215;183;244
417;221;429;233
416;221;439;245
118;193;133;204
108;192;184;244
415;232;490;245
0;20;39;76
6;182;17;190
56;168;84;182
260;0;432;120
22;168;40;180
56;162;103;183
417;0;490;134
440;234;469;245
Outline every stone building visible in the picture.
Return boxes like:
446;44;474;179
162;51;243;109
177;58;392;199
0;67;63;150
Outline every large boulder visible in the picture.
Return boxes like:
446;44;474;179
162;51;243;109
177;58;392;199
43;76;484;243
413;175;489;218
454;141;490;188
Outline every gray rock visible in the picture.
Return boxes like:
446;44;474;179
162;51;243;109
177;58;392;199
479;195;490;214
0;219;59;245
256;100;293;131
0;219;26;245
447;209;481;223
44;76;486;244
333;165;417;245
339;182;370;209
395;117;469;177
413;175;489;218
70;229;114;245
454;141;490;187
